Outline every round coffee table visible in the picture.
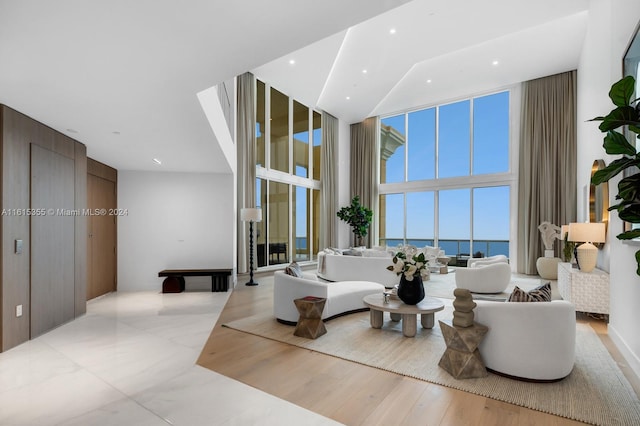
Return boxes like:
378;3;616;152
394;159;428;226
363;294;445;337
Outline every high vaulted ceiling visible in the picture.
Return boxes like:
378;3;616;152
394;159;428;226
0;0;589;174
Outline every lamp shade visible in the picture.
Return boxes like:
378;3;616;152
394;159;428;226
567;222;605;243
240;207;262;222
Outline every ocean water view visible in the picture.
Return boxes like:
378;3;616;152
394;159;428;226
381;239;509;258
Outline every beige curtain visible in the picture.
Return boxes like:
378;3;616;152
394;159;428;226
320;112;338;249
350;117;379;247
236;72;256;273
517;71;577;274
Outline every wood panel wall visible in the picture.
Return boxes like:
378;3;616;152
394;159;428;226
0;105;87;351
30;145;76;337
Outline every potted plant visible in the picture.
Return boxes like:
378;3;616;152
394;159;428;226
590;75;640;275
337;196;373;247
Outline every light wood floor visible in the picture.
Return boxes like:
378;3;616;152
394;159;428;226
197;271;639;426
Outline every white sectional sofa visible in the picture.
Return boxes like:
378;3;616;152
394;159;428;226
317;250;398;288
273;271;385;324
474;299;576;381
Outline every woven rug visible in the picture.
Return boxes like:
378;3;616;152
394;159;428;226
224;306;640;426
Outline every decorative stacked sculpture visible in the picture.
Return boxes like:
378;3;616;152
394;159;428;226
452;288;476;327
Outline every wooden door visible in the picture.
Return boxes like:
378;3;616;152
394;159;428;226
30;145;76;337
87;174;117;299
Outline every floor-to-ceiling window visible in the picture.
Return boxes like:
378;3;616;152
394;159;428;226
255;79;322;267
379;90;513;261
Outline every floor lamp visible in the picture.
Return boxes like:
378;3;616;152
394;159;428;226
241;208;262;286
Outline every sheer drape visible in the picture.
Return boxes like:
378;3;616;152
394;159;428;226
350;117;379;247
517;71;577;274
320;112;338;249
237;72;256;273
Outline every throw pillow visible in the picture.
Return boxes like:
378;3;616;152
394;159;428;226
508;282;552;302
285;261;303;277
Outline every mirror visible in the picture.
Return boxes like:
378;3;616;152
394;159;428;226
589;159;609;226
623;22;640;86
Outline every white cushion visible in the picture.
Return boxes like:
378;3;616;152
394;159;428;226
362;249;393;258
467;254;508;268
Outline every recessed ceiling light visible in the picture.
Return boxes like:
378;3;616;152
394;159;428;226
112;131;120;135
289;59;295;65
426;79;432;84
153;158;162;165
346;96;351;100
66;128;78;133
492;60;499;66
389;28;396;34
362;69;368;74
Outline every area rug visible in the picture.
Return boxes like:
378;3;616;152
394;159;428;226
224;307;640;426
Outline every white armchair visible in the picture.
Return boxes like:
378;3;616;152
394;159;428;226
474;300;576;381
455;262;511;293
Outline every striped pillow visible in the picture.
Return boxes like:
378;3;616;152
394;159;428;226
508;282;552;302
285;261;303;278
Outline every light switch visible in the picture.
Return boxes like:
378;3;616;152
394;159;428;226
16;305;22;317
15;239;22;254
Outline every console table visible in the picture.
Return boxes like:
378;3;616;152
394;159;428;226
158;269;232;293
557;262;609;315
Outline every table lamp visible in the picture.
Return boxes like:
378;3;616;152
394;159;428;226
567;222;605;273
241;207;262;286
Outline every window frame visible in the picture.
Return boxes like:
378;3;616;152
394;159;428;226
255;79;322;268
378;86;519;259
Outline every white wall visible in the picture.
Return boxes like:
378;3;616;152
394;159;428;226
577;0;640;377
117;171;235;291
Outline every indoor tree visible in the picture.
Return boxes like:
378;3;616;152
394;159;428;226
590;75;640;275
337;196;373;247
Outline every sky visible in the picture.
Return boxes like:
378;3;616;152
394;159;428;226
380;91;510;243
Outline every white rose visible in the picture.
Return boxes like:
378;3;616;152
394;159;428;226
392;259;405;273
405;264;417;279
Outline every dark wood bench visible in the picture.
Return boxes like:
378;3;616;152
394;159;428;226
158;269;233;293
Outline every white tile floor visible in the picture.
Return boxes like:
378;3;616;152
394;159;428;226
0;290;341;426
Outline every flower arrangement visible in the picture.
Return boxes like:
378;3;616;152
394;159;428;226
386;245;430;281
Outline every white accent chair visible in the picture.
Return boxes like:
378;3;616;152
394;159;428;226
474;300;576;381
273;271;385;324
455;262;511;294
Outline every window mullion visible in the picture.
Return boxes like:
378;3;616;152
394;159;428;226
404;113;409;182
435;106;440;179
469;98;474;176
265;85;271;171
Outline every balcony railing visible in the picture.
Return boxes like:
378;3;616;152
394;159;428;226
379;238;509;260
